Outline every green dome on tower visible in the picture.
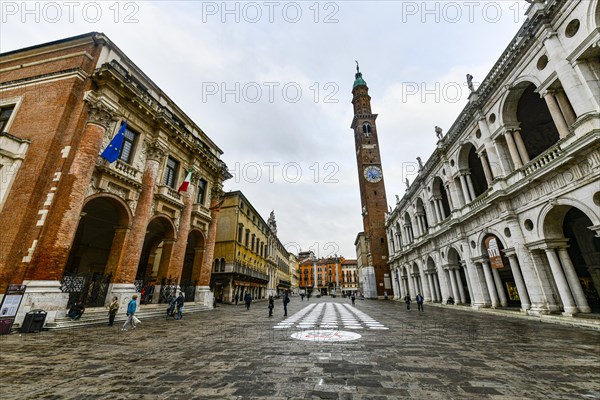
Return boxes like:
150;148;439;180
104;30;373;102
353;61;366;88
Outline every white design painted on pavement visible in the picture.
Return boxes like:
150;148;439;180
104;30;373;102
291;329;361;342
274;302;387;331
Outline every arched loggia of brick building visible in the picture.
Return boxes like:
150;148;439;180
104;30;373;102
541;202;600;313
181;229;206;282
62;194;132;307
136;215;177;282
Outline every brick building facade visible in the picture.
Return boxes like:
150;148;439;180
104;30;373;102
0;33;230;324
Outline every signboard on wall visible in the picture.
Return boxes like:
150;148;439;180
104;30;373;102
485;237;504;269
0;284;27;335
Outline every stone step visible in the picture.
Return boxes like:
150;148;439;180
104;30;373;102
41;304;213;331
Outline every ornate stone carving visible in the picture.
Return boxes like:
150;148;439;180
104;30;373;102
466;74;475;92
143;140;167;162
106;182;129;199
85;98;118;130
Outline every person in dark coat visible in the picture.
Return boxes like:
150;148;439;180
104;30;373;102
68;300;85;320
416;293;424;312
244;292;252;310
351;294;356;306
283;292;290;316
175;292;184;319
268;295;274;317
404;295;412;311
234;293;239;305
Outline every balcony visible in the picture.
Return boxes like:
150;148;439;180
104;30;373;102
212;263;269;283
114;159;140;180
523;143;563;177
156;185;183;207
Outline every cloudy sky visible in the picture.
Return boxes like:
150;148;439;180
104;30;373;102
2;1;529;258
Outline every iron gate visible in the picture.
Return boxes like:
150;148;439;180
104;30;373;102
60;272;112;308
159;278;178;304
135;278;156;304
180;280;197;302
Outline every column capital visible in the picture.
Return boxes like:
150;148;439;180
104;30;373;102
526;238;569;251
83;91;120;129
470;255;488;264
502;247;518;258
144;140;168;162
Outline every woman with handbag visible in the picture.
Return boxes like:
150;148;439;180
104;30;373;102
122;294;138;331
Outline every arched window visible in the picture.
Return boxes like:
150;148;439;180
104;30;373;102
362;123;372;137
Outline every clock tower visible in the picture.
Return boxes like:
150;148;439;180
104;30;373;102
351;64;391;298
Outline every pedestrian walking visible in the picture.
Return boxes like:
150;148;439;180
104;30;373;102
300;293;304;301
234;293;239;305
108;296;119;326
268;295;274;317
416;293;424;312
175;292;185;320
351;294;356;306
283;292;290;316
166;292;176;319
244;292;252;310
404;294;412;311
122;294;138;331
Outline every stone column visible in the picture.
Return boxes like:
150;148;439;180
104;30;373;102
169;185;195;283
543;91;571;138
437;199;446;220
454;269;466;304
419;268;431;301
505;252;531;311
461;262;474;305
492;138;510;176
479;152;493;184
459;174;472;203
477;114;503;177
543;31;596;117
433;199;443;222
491;268;508;307
482;261;499;307
503;130;523;169
447;268;459;303
433;274;442;301
465;174;477;201
407;274;416;299
554;90;577;126
427;274;436;301
557;247;591;313
512;129;530;164
196;191;222;307
391;268;400;299
544;248;578;315
444;184;455;210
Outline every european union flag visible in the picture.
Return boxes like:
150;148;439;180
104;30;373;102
100;121;127;163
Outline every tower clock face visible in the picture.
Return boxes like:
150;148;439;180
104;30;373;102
364;166;382;183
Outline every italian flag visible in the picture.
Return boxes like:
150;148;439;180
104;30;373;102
178;168;193;193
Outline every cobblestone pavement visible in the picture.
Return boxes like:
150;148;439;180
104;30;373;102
1;297;599;399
